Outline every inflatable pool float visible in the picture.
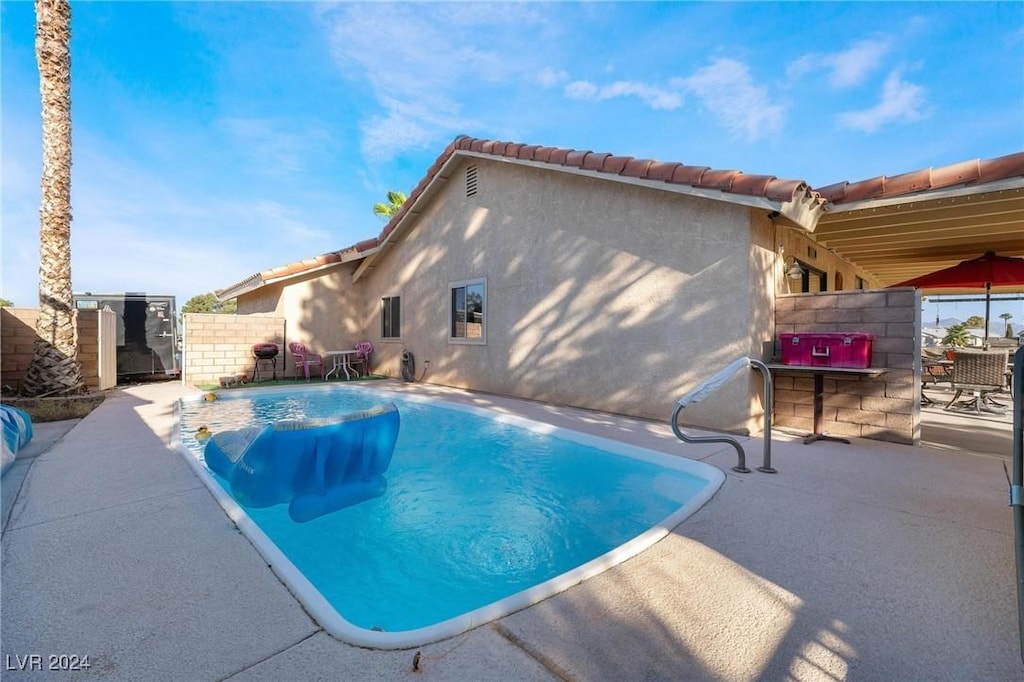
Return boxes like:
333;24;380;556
204;403;400;522
1;405;34;474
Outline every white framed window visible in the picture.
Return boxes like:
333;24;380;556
381;295;401;340
449;278;486;345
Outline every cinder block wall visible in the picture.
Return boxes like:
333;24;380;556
1;307;116;393
773;288;920;444
182;313;285;388
1;308;40;392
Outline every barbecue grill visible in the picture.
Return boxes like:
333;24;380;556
251;343;279;382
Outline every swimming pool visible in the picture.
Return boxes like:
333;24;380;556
176;383;724;648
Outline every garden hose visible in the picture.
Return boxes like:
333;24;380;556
401;350;416;382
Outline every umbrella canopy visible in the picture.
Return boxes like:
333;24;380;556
890;251;1024;289
890;251;1024;344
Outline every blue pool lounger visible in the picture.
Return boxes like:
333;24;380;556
1;404;34;474
204;403;400;522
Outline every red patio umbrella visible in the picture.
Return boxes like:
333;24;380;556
890;251;1024;344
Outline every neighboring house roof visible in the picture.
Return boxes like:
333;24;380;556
217;137;1024;300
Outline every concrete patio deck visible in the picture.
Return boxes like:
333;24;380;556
2;380;1021;681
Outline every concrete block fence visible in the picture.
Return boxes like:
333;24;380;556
773;288;921;445
1;307;117;393
181;313;286;388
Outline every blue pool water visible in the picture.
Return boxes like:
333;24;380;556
177;384;722;645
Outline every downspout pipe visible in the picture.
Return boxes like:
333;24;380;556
671;357;775;474
1011;346;1023;664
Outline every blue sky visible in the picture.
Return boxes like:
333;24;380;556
2;2;1023;325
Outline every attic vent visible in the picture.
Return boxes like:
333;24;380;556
465;165;478;198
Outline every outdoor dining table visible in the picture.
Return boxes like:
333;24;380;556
766;364;889;444
323;349;360;380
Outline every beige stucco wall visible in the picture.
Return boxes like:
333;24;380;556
232;158;881;435
356;158;768;431
235;265;364;376
776;225;881;294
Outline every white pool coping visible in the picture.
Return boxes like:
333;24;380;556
174;383;725;650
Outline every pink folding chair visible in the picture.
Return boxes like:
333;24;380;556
288;342;324;381
352;341;373;377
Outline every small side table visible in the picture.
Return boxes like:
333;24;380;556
766;364;888;444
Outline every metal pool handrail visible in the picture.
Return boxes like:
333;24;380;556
670;357;775;474
1010;345;1023;664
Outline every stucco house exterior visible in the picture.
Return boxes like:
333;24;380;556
215;136;880;434
213;136;1023;437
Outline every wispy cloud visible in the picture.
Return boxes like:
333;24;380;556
564;79;683;110
319;3;555;162
537;67;569;88
788;38;891;88
554;57;782;139
217;117;333;176
837;69;928;133
681;58;784;140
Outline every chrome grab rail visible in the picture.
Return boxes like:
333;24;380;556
670;358;775;474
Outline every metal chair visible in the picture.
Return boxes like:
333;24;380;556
921;360;953;405
944;349;1009;413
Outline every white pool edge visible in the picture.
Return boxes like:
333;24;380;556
173;384;726;650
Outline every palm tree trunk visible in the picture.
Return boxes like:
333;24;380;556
23;0;83;397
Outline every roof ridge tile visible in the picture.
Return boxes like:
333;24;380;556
646;161;680;182
533;146;556;163
548;148;570;165
668;165;709;186
697;169;738;191
517;144;540;160
621;158;654;178
601;155;632;174
728;173;777;197
564;150;589;167
582;152;611;171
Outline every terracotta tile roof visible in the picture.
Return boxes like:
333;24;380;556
452;136;825;207
815;151;1024;205
215;244;372;300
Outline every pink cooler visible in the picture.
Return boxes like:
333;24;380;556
779;332;874;368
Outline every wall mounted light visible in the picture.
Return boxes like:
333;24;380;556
786;259;805;280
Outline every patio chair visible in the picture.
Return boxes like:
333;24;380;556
943;348;1009;413
288;342;324;381
921;360;953;405
350;341;373;377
